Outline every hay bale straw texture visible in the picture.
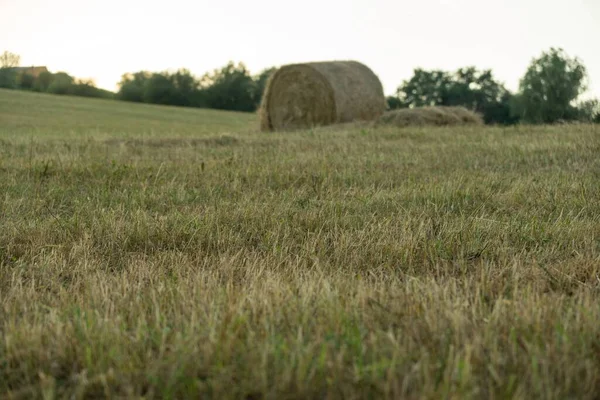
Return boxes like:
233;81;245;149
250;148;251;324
377;106;484;127
260;61;386;131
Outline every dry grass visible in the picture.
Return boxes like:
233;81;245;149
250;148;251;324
260;61;386;131
1;89;600;399
378;106;484;127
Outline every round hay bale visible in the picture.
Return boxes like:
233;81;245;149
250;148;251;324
443;106;484;125
260;61;386;131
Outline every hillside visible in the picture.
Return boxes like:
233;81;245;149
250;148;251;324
0;88;257;138
1;88;600;398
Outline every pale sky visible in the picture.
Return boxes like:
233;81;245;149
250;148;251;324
1;0;599;98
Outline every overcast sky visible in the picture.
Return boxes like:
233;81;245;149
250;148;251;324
1;0;599;97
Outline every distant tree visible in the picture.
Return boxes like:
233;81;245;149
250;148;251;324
118;72;151;102
386;95;405;110
33;71;54;92
171;69;204;107
446;67;517;124
0;51;113;99
513;48;587;123
118;70;204;106
253;67;276;107
202;62;257;112
574;99;600;123
396;67;517;124
68;78;113;99
397;69;453;107
47;72;75;95
142;73;179;105
0;51;20;68
17;73;35;90
116;64;279;112
0;69;17;88
0;51;20;88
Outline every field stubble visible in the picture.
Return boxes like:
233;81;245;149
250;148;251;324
1;90;600;398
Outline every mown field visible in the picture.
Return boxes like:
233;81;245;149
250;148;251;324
1;88;599;399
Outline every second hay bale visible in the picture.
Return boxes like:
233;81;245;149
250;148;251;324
260;61;386;131
377;106;484;127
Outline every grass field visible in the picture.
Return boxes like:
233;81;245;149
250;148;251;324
1;88;599;399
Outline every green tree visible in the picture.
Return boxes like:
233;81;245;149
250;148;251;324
514;48;587;123
396;69;453;107
386;96;405;110
202;62;257;112
0;69;17;88
17;73;35;90
118;70;202;106
33;71;54;92
142;73;179;105
47;72;75;95
0;50;20;88
447;67;517;124
395;67;517;124
575;99;600;123
118;72;151;102
69;78;114;99
171;69;204;107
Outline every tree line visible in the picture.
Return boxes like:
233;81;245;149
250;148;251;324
117;63;275;112
1;48;598;124
0;51;114;99
388;48;599;124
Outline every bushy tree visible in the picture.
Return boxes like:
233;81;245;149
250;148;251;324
69;79;114;99
32;71;54;92
396;69;453;107
202;62;257;112
575;99;600;123
386;96;405;110
394;67;517;124
117;72;150;102
47;72;75;95
117;63;279;112
0;68;17;88
513;48;587;123
0;50;20;88
17;73;35;90
118;70;204;106
446;68;516;124
0;50;112;99
142;73;180;105
170;69;204;107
